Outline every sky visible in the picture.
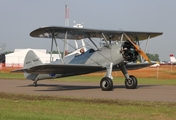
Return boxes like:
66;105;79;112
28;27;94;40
0;0;176;61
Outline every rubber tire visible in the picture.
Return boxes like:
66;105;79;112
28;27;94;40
125;75;138;89
100;77;113;91
33;82;37;87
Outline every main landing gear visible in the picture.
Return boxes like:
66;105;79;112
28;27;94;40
100;63;114;91
125;75;138;89
100;73;138;91
100;77;113;91
100;63;138;91
119;63;138;89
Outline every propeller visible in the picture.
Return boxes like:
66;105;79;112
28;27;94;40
123;33;151;63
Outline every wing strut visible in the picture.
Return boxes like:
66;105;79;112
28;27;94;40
101;33;110;48
53;36;64;63
136;37;143;63
120;34;124;42
50;34;64;63
123;33;151;63
144;35;150;53
50;35;54;62
88;38;100;50
63;31;68;58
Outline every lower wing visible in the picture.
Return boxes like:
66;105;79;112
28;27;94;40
12;64;103;75
113;62;154;71
12;62;153;75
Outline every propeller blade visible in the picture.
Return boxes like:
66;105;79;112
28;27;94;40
123;33;151;63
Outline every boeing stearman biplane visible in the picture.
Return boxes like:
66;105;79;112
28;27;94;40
12;26;163;91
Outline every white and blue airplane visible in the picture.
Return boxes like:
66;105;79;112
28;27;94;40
12;26;163;91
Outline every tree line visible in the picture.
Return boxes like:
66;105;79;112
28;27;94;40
146;53;160;61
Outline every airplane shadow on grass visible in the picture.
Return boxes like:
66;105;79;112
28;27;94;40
19;84;158;91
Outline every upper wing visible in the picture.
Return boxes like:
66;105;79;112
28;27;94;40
30;26;163;41
12;64;103;75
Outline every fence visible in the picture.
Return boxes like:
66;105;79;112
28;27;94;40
86;65;176;79
0;63;22;73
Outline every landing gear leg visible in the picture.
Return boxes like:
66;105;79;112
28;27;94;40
125;75;138;89
33;79;38;87
100;63;113;91
119;63;138;89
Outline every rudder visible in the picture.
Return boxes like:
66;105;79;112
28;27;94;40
24;50;42;80
24;50;42;68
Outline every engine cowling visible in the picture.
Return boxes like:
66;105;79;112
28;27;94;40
121;41;139;62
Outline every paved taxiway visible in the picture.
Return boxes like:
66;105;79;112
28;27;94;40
0;79;176;102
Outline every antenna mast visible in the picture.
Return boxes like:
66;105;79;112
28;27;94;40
65;4;69;26
64;3;69;57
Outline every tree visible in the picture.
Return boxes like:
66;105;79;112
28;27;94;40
146;53;160;61
4;51;13;55
137;53;160;62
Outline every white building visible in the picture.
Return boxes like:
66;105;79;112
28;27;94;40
5;48;60;67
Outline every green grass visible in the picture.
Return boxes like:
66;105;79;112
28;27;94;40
0;92;176;120
0;73;24;79
0;73;176;119
1;73;176;85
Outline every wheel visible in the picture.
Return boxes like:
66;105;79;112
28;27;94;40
125;75;138;89
33;81;37;87
100;77;113;91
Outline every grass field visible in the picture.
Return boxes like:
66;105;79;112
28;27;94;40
0;92;176;120
1;65;176;119
1;72;176;85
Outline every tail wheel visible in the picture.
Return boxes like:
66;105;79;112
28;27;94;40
125;75;138;89
33;81;38;87
100;77;113;91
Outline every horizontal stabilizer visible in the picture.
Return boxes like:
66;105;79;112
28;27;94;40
11;68;28;73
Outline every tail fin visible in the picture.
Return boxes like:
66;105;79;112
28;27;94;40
170;54;176;63
24;50;42;68
24;50;42;80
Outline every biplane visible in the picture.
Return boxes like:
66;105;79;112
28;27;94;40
12;26;163;91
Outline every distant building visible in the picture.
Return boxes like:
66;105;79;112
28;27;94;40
5;48;60;67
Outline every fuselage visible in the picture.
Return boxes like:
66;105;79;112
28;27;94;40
63;42;125;67
25;41;139;80
34;42;125;80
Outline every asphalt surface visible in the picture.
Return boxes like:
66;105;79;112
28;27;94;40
0;79;176;102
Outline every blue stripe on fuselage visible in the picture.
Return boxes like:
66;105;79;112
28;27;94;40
69;49;95;64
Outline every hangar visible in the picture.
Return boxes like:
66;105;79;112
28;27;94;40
5;48;60;67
